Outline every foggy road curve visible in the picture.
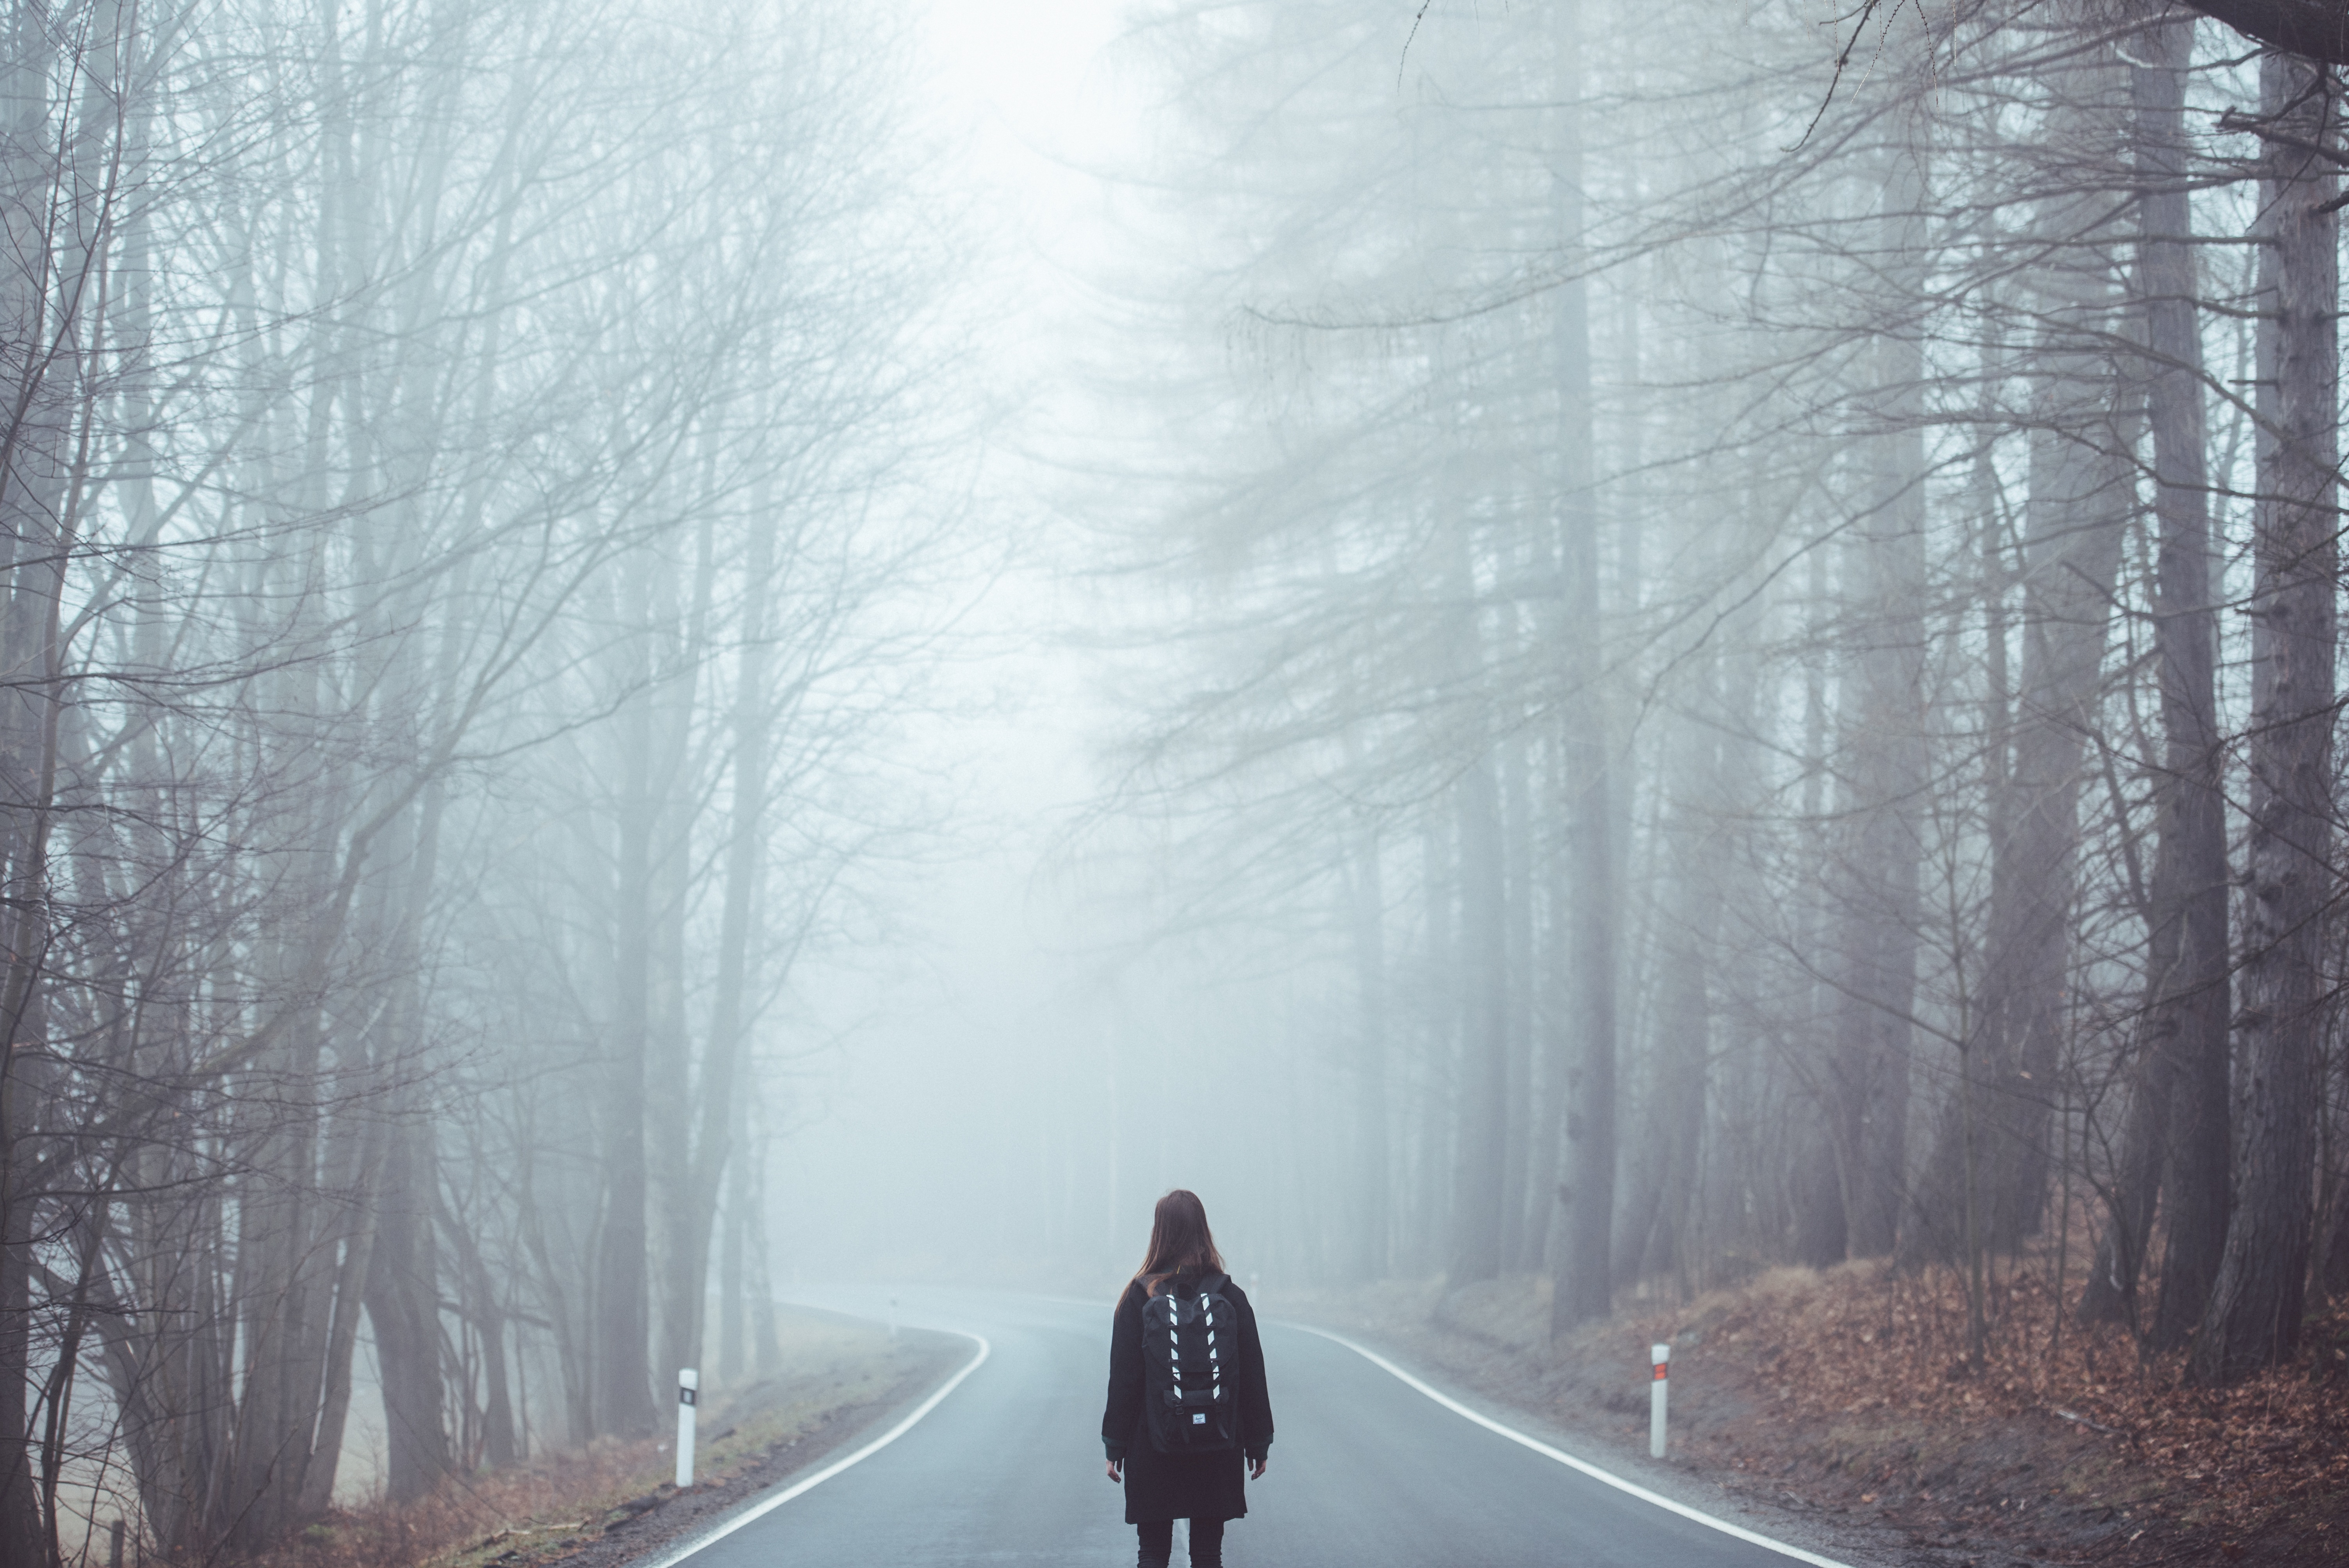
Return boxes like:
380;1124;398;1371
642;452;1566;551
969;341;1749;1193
654;1295;1852;1568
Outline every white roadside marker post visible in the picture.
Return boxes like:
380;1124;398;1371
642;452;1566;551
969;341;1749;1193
1649;1343;1669;1459
676;1369;699;1490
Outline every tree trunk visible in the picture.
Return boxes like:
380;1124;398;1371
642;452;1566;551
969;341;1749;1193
651;525;716;1390
1824;136;1929;1262
747;1125;784;1378
2190;51;2336;1385
439;1180;519;1469
365;1102;453;1503
2181;0;2349;66
718;1099;751;1383
2079;14;2228;1337
1548;0;1616;1338
665;503;764;1382
1908;39;2131;1264
1499;717;1535;1274
1445;540;1509;1285
1414;817;1455;1276
363;733;461;1501
293;1114;386;1519
0;1114;33;1568
1629;655;1720;1290
1346;824;1390;1280
0;6;68;1553
592;610;658;1437
1525;725;1569;1278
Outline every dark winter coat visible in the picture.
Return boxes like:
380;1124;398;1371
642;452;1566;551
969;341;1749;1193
1101;1270;1274;1524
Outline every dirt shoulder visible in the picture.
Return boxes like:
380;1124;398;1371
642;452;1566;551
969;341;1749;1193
268;1306;970;1568
555;1315;968;1568
1274;1264;2349;1568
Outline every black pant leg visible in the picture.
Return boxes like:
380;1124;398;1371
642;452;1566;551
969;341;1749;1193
1188;1516;1224;1566
1136;1520;1173;1568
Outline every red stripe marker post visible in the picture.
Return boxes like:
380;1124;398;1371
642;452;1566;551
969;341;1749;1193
1649;1344;1669;1459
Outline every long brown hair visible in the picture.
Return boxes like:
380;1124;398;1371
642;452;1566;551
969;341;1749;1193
1132;1189;1225;1296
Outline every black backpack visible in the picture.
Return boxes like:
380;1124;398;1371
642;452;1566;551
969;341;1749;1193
1140;1272;1240;1454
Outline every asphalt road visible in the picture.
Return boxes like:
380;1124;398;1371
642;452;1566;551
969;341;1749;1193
656;1291;1841;1568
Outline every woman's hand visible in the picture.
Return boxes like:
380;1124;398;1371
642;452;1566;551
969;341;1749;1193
1105;1458;1123;1483
1249;1456;1268;1480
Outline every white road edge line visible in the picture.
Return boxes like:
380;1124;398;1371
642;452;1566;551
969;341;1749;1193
634;1332;992;1568
1283;1322;1854;1568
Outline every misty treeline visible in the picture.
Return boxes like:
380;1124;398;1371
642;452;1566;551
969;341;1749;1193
0;0;968;1561
1096;0;2347;1401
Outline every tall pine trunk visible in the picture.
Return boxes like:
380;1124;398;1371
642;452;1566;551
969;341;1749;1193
664;500;768;1382
1346;825;1390;1280
592;601;658;1437
2078;14;2229;1338
1548;0;1616;1338
1624;653;1720;1290
2190;51;2336;1385
1838;137;1928;1261
1446;530;1510;1286
1909;37;2131;1264
0;6;70;1551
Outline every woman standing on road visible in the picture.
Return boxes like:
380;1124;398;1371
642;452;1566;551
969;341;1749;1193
1102;1190;1274;1568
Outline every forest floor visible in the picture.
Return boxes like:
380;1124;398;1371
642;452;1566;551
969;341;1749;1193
1278;1255;2349;1568
253;1307;968;1568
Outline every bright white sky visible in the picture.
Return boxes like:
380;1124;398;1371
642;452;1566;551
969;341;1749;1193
926;0;1126;132
925;0;1136;231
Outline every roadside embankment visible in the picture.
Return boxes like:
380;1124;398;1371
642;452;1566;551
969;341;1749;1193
1277;1261;2349;1568
254;1306;967;1568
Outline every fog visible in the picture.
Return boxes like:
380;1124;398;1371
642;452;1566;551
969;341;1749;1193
772;633;1341;1288
8;0;2349;1557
